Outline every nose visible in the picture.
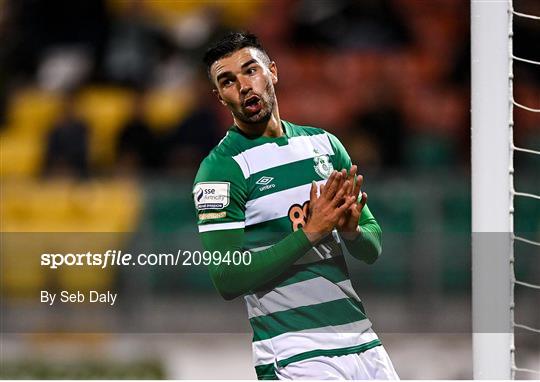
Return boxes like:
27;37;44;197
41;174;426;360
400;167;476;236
238;76;252;95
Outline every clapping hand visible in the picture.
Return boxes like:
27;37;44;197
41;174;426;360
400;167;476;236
336;165;367;241
303;171;356;244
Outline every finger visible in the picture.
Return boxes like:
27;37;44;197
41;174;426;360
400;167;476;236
359;192;368;210
321;171;337;198
309;181;317;203
348;166;356;193
340;169;349;194
356;174;364;188
348;165;357;181
337;214;346;228
353;175;364;200
349;204;360;221
330;179;349;207
336;195;356;215
336;170;346;192
325;171;343;199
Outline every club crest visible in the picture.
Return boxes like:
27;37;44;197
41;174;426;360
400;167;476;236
313;150;334;179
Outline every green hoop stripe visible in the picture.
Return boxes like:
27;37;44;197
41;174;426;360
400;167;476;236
250;298;367;341
277;339;382;368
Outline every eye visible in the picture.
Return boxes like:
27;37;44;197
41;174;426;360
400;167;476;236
246;67;257;75
221;78;233;87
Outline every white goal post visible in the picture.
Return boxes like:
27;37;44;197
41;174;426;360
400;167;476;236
471;0;513;379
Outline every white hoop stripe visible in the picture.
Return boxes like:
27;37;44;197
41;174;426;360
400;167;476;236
197;221;245;232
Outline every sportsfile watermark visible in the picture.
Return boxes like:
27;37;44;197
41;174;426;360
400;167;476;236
1;232;538;334
41;249;252;269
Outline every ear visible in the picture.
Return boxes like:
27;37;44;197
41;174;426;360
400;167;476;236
213;88;227;106
269;61;278;85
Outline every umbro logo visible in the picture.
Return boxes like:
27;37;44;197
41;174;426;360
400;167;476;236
256;176;274;185
256;176;276;191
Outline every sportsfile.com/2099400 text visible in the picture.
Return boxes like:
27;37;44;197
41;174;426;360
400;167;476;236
40;250;252;269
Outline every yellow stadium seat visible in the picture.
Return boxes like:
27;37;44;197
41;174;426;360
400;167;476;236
7;88;63;137
1;179;141;232
0;131;43;177
144;88;194;132
1;178;142;298
107;0;263;28
75;87;134;167
1;235;46;298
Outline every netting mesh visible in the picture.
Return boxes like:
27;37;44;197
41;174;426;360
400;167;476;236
509;1;540;378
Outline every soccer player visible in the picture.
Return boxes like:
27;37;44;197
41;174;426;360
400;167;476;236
193;32;398;380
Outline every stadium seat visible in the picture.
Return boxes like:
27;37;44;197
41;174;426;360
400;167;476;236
1;179;142;297
75;87;134;167
6;88;62;137
144;88;194;132
0;131;43;177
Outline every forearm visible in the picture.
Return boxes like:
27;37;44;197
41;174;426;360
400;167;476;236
201;228;312;300
341;204;382;264
343;221;382;264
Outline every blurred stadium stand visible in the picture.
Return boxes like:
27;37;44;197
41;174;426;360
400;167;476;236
1;0;538;379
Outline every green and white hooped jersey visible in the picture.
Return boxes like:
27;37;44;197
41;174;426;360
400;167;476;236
193;121;380;379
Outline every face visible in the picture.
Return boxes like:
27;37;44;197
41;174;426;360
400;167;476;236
210;47;278;124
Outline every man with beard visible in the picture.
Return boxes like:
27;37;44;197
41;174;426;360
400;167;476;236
192;32;398;380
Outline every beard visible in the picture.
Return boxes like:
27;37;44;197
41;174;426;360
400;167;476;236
232;81;276;124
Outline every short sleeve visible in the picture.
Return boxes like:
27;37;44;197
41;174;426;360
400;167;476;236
193;154;248;233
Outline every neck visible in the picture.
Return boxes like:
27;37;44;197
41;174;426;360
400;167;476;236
234;103;282;138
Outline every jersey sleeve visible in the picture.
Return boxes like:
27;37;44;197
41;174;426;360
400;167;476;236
327;132;382;264
193;153;314;300
327;132;353;172
193;154;247;232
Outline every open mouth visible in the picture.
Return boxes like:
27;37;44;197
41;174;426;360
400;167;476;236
243;95;260;107
243;95;262;113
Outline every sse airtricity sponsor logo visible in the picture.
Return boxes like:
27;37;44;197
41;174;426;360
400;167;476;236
256;176;275;192
193;182;230;210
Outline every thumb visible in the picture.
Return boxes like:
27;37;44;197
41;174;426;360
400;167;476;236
359;192;368;210
310;181;318;203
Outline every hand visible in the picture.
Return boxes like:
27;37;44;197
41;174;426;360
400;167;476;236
336;165;368;241
303;171;356;245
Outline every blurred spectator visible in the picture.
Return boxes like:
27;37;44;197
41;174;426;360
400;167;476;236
353;85;405;169
291;0;410;50
163;73;222;170
116;92;159;173
43;94;89;178
1;0;108;81
343;129;382;172
0;2;11;125
103;0;177;88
